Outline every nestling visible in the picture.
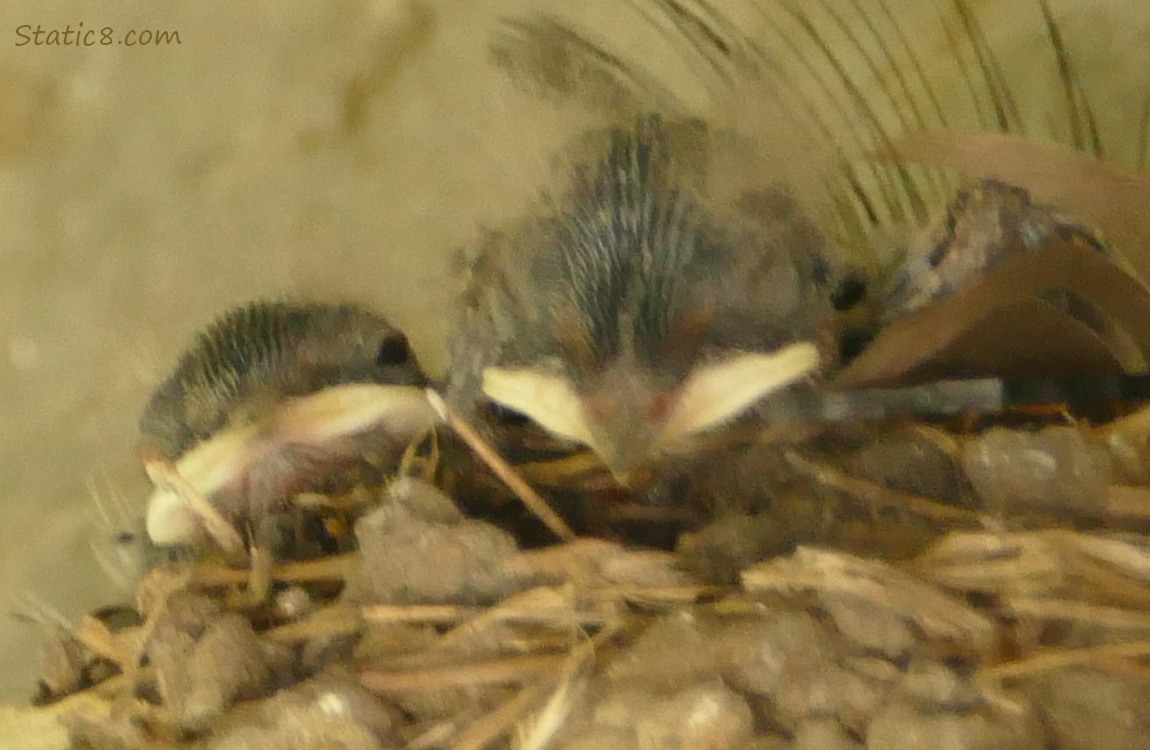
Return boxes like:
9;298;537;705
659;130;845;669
448;115;839;482
140;300;435;549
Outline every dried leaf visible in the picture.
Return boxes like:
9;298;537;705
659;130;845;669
836;240;1150;386
892;131;1150;279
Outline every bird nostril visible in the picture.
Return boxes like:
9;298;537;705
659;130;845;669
583;393;612;425
646;391;674;422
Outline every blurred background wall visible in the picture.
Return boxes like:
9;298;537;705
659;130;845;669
1;0;1147;701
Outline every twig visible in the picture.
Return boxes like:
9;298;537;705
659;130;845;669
192;554;357;586
144;457;244;554
426;390;576;541
980;640;1150;682
1004;595;1150;630
126;568;192;690
360;653;567;693
362;604;479;625
264;605;361;643
783;450;985;524
450;682;552;750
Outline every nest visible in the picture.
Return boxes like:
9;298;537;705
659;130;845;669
7;394;1150;750
9;2;1149;746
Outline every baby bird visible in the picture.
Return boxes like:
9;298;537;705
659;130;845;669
448;115;839;482
140;300;435;551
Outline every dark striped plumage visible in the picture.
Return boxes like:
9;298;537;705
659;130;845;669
140;300;425;459
449;115;838;474
452;115;835;398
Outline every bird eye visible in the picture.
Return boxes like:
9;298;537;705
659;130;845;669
830;275;867;311
113;531;137;545
376;334;411;366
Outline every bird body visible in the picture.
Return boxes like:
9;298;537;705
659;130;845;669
449;116;839;480
139;301;434;548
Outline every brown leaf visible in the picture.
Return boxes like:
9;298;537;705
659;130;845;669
836;241;1150;387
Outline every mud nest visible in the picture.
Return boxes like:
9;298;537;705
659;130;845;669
7;397;1150;750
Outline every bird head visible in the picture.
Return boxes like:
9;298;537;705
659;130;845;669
139;301;435;549
453;116;835;482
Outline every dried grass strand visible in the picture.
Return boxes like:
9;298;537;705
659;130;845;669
360;653;568;693
980;639;1150;682
783;450;985;524
427;390;576;541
